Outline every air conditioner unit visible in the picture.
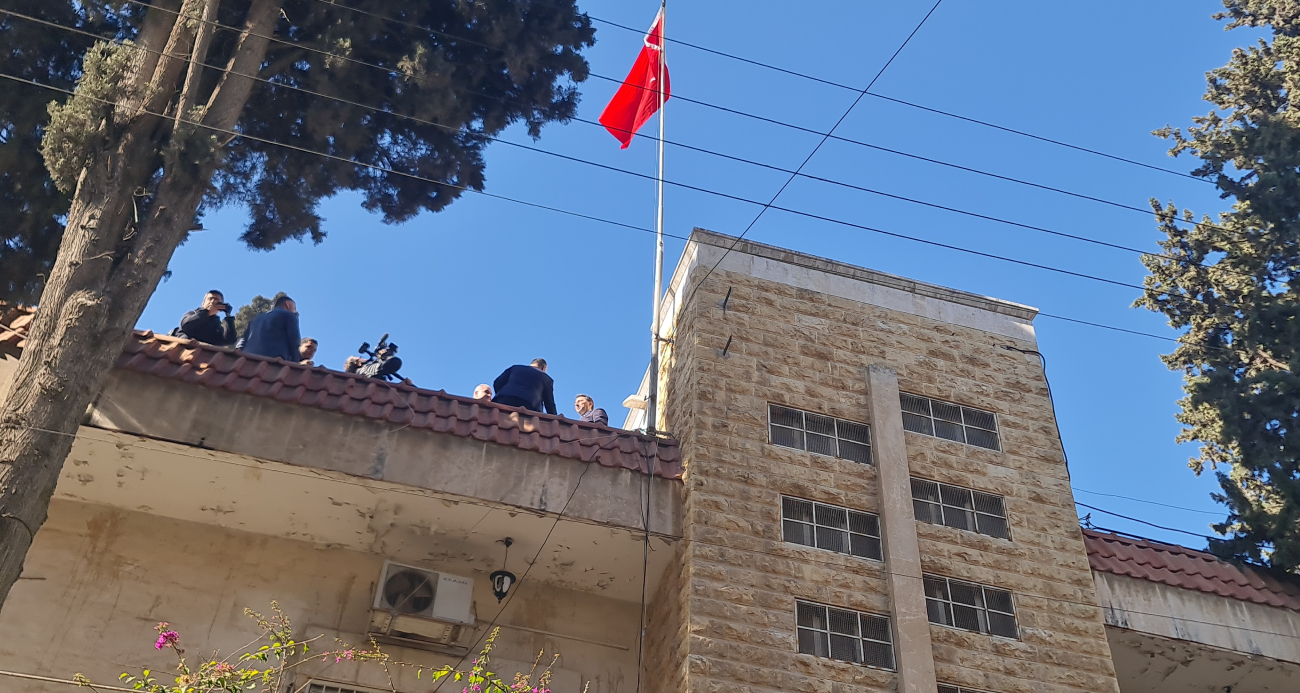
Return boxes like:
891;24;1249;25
369;561;475;645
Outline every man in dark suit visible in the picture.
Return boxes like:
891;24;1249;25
175;290;237;346
241;295;302;362
574;394;608;426
492;358;557;415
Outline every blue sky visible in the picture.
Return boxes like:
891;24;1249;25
138;0;1252;547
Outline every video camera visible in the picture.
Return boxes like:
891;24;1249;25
356;333;405;382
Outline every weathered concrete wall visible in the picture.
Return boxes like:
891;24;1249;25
656;232;1119;693
0;353;18;406
1105;626;1300;693
641;544;687;693
1095;571;1300;665
0;499;642;693
89;370;681;538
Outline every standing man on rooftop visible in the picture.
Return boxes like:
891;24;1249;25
574;394;608;426
492;359;557;415
176;290;237;347
241;295;301;363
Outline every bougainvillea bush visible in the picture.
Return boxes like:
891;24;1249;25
77;602;576;693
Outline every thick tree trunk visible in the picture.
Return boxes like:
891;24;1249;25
0;0;282;610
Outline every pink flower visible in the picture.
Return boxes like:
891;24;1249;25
333;649;356;663
154;630;180;650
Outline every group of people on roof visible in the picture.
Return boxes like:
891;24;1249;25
174;290;609;426
470;359;608;425
175;290;315;364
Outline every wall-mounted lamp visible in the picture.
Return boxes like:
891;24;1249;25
489;537;516;603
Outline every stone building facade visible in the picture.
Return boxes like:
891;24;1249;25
643;229;1120;693
7;230;1299;693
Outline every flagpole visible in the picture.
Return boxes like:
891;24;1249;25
648;0;666;434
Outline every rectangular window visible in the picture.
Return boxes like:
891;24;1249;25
795;601;895;669
923;575;1018;639
306;683;387;693
782;496;882;561
899;393;1000;451
939;686;994;693
911;478;1010;540
769;404;872;464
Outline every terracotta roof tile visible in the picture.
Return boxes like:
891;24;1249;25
0;306;681;479
1083;529;1300;611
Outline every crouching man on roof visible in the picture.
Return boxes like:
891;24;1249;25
492;358;557;415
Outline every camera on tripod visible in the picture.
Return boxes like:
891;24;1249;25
356;333;404;382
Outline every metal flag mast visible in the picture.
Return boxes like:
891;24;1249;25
648;0;666;434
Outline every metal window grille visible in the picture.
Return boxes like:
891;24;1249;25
922;575;1018;639
939;686;995;693
307;683;387;693
911;478;1010;540
782;496;882;561
769;404;872;464
899;393;1001;451
795;601;895;670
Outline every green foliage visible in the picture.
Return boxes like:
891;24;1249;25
1138;0;1300;570
41;40;136;193
232;292;286;338
4;0;594;301
213;0;595;249
0;1;117;303
75;603;577;693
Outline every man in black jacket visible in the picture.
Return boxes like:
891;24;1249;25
176;290;237;347
492;358;557;414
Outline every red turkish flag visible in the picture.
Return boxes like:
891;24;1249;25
599;9;670;149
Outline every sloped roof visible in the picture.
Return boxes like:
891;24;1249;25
1084;529;1300;611
0;305;31;352
1;306;681;479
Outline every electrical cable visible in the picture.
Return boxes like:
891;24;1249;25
0;70;1195;363
66;3;1243;253
9;6;1203;281
679;0;949;316
0;72;676;241
634;438;655;693
2;15;1256;349
6;6;1172;271
585;13;1206;184
12;419;1290;643
433;465;594;693
20;3;1274;321
1072;487;1222;516
286;0;1219;227
999;345;1070;479
1075;501;1216;540
305;0;1206;184
0;64;1155;301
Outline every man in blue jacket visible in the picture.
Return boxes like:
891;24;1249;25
241;295;301;362
492;358;557;415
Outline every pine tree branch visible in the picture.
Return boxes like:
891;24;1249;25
203;0;285;131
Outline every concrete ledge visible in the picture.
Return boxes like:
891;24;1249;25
87;370;682;538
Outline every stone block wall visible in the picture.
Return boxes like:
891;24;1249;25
655;243;1119;693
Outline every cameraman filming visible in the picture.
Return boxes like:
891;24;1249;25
176;290;237;347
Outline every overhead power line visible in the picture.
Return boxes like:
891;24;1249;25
1076;501;1216;541
4;69;1182;348
584;13;1205;183
5;8;1157;297
1073;487;1222;516
682;0;951;311
294;0;1211;228
13;421;1278;642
